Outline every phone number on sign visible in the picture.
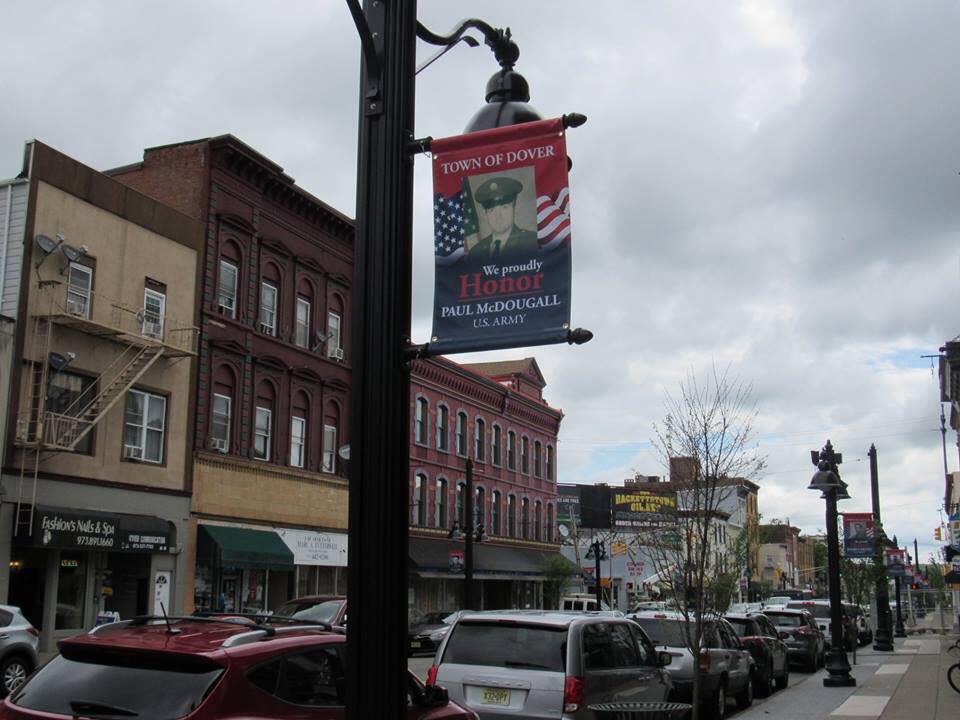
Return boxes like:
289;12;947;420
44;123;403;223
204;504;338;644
77;535;114;547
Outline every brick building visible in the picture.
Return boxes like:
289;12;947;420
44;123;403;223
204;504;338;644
407;357;565;612
110;136;353;613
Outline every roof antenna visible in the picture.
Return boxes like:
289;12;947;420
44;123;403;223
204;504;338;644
160;602;180;635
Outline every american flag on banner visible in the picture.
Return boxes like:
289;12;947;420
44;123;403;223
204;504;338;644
433;180;479;265
537;187;571;251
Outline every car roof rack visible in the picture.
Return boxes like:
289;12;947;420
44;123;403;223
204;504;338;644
87;613;335;638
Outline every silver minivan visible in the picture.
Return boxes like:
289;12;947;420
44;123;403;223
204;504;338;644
430;610;672;719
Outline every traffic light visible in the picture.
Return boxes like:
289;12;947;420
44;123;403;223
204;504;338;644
934;527;942;541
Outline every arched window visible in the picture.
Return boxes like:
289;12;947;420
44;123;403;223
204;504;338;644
295;277;314;348
507;431;516;470
521;497;530;539
491;490;501;535
546;504;554;543
435;478;448;528
456;482;466;528
436;404;449;451
322;401;340;473
521;436;530;474
475;486;485;530
415;397;429;445
534;440;543;477
327;293;344;360
534;500;543;541
546;445;554;481
290;390;310;468
217;240;242;318
492;425;502;466
456;412;468;456
474;418;485;461
259;261;281;336
253;381;275;461
412;473;427;526
507;495;516;538
210;363;236;453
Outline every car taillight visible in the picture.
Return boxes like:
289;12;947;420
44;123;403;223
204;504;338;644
698;649;711;672
426;665;439;686
26;627;39;637
563;676;585;712
796;626;813;636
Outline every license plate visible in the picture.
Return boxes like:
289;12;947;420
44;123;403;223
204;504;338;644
410;641;421;648
481;688;511;706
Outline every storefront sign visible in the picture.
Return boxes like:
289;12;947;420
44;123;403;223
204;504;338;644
841;512;874;558
33;507;171;553
430;118;573;354
274;528;348;567
613;490;677;527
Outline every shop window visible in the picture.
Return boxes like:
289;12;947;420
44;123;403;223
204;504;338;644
123;389;166;463
56;552;85;630
435;478;447;528
259;281;278;336
46;371;95;453
290;416;306;468
218;259;238;318
474;418;485;461
66;262;93;319
415;397;428;446
436;404;449;451
492;425;502;466
254;407;272;461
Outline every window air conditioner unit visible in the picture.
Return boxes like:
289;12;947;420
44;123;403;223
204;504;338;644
210;437;227;453
123;445;143;460
259;322;274;335
328;347;344;361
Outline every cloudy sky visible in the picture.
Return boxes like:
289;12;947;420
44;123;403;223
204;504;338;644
2;1;957;565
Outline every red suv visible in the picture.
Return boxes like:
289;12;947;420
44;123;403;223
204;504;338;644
0;615;476;720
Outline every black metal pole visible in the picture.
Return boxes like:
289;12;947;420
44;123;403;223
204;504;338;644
868;445;893;651
465;458;474;610
594;540;602;608
823;484;856;686
894;574;906;637
347;1;416;719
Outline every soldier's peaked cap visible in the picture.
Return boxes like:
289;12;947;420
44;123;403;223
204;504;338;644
475;176;523;209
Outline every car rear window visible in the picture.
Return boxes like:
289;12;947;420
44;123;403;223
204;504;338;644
765;613;803;627
787;603;830;618
11;647;224;720
632;619;692;648
725;618;757;637
442;621;567;671
275;599;343;624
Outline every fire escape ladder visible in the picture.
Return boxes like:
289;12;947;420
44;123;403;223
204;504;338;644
15;316;52;538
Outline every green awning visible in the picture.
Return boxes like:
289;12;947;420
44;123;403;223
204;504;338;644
201;525;294;571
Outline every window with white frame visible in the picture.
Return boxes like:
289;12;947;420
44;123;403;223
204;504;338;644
474;418;485;461
327;311;342;359
66;263;93;319
415;397;429;445
492;425;502;466
534;500;542;541
412;473;427;526
290;416;306;468
322;424;337;473
124;390;166;463
435;478;447;528
507;431;516;470
492;490;501;535
211;393;231;452
259;281;278;335
295;297;311;348
508;495;516;537
254;406;272;461
521;436;530;474
534;440;542;477
142;287;166;339
546;445;554;481
436;405;449;451
218;260;238;317
475;486;485;529
456;412;468;456
521;497;530;539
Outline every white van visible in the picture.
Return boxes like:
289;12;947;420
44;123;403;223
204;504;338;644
560;594;608;612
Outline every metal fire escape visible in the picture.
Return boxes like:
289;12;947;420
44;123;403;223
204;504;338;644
14;281;197;536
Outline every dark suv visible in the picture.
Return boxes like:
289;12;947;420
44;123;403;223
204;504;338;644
0;615;473;720
723;612;789;696
764;607;825;671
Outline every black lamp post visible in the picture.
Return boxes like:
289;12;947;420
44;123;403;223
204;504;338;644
344;4;581;718
892;534;906;637
868;445;894;651
448;458;487;610
809;440;856;687
586;539;607;608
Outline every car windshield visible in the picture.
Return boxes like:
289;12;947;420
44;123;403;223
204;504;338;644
11;649;224;720
442;621;567;671
633;618;692;648
765;613;803;627
274;599;343;624
725;618;756;637
787;603;830;619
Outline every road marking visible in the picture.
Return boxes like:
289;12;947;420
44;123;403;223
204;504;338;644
829;695;890;717
875;664;909;674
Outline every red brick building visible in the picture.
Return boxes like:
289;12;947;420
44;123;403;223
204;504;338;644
408;356;565;612
110;136;353;613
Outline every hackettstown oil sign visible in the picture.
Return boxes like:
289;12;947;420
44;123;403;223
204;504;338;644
613;490;678;528
430;118;572;354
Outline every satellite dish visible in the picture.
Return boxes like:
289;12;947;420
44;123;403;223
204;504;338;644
61;244;86;263
338;444;350;460
47;351;76;372
558;524;570;538
35;234;60;255
311;331;329;353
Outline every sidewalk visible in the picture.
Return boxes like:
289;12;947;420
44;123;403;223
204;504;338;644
737;634;960;720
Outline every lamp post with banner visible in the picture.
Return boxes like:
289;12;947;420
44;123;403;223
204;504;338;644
809;440;856;688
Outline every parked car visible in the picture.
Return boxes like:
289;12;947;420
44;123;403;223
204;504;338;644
762;596;792;608
723;612;789;696
409;610;459;656
429;610;672;720
630;611;754;719
0;606;38;697
272;595;347;627
763;607;825;672
785;600;855;650
1;614;474;720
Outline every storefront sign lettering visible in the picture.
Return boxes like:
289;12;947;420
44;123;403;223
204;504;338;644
33;508;171;553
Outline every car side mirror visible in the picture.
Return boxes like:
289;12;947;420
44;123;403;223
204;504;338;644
657;651;672;667
778;631;789;640
421;684;450;707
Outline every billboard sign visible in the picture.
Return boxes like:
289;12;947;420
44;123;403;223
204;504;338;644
430;118;573;354
613;490;677;527
841;512;874;558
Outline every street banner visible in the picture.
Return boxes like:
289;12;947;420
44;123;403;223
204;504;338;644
885;548;907;577
448;550;464;573
430;118;573;353
613;490;678;528
841;512;874;558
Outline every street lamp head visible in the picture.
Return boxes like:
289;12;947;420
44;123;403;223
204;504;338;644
836;480;851;501
808;460;842;493
464;67;543;133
